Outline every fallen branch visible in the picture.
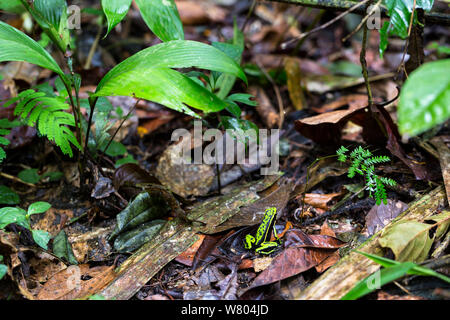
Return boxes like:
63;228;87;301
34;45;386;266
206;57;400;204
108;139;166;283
263;0;450;26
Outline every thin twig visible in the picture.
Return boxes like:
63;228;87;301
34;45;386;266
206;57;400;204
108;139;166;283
281;0;371;49
396;0;417;78
101;99;140;155
342;0;382;42
84;23;103;70
0;172;36;188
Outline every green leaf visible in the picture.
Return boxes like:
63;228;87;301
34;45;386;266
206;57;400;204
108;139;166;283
42;171;64;182
0;263;7;280
34;0;66;30
380;1;434;57
115;154;138;167
214;20;245;99
101;0;132;37
52;230;78;264
19;0;69;53
356;251;450;283
88;294;106;300
0;21;64;75
398;59;450;136
0;186;20;205
341;262;416;300
220;116;259;145
32;229;51;250
0;207;27;229
135;0;184;42
18;168;41;184
226;93;258;106
0;0;24;14
27;201;51;216
95;40;247;117
102;140;127;157
225;100;241;118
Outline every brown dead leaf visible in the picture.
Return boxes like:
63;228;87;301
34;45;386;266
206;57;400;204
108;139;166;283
365;199;408;237
285;57;306;110
175;0;227;25
37;264;116;300
245;247;335;291
301;192;343;210
248;86;279;129
294;105;367;145
311;94;368;113
284;229;345;249
314;250;340;273
320;221;336;237
175;234;205;267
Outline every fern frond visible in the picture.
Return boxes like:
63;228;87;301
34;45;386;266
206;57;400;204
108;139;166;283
378;176;397;187
4;89;80;157
336;146;349;162
0;119;19;163
375;177;387;205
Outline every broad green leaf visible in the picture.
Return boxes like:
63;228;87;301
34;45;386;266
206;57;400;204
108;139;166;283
101;0;132;37
109;192;169;240
34;0;66;30
227;93;258;106
0;263;6;280
19;0;69;53
27;201;51;216
0;21;64;75
102;140;127;157
52;230;78;264
135;0;184;42
378;211;450;262
114;219;166;252
379;21;390;58
341;262;416;300
214;20;245;99
380;0;434;57
0;185;20;205
32;229;51;250
220;116;259;145
95;40;247;116
0;0;24;14
0;207;27;229
356;251;450;283
398;59;450;136
18;168;41;184
225;100;241;118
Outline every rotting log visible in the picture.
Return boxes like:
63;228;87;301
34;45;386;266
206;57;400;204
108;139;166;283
295;186;447;300
262;0;450;26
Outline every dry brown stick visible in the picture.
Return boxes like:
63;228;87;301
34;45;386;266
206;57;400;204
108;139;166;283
396;0;417;78
0;172;36;188
342;0;382;42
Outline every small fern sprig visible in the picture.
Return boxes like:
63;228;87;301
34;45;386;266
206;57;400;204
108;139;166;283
2;89;81;157
337;146;397;205
0;119;20;163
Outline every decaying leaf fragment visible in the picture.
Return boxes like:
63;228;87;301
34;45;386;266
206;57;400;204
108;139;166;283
378;210;450;262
